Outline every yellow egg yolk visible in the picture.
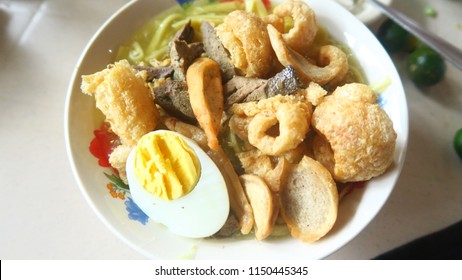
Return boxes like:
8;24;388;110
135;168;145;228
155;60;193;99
134;132;201;200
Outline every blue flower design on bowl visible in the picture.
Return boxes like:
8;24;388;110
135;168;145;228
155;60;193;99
125;196;149;225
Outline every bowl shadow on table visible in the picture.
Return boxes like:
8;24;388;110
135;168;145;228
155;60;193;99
328;181;367;237
326;158;400;240
356;121;461;258
0;8;10;49
413;68;462;114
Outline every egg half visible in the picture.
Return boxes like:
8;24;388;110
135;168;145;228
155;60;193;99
126;130;230;238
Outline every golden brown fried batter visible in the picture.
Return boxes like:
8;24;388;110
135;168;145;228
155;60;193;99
311;83;397;182
216;10;276;78
271;0;318;54
278;138;312;164
267;24;348;86
297;82;328;106
229;114;252;145
231;95;312;156
186;57;224;151
237;149;288;192
81;60;159;147
108;144;132;183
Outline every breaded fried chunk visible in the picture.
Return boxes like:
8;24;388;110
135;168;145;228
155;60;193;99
237;149;288;192
81;60;159;147
108;144;132;183
216;10;276;78
311;83;397;182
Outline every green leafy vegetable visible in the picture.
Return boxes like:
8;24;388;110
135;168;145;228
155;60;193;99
105;173;129;191
370;76;392;93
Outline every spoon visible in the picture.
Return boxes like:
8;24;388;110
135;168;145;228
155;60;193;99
348;0;462;71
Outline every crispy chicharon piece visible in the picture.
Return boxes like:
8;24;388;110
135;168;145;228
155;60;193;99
270;0;318;54
300;82;328;106
81;59;159;147
237;149;288;192
216;10;276;78
108;145;132;183
230;95;312;156
311;83;397;182
81;60;160;181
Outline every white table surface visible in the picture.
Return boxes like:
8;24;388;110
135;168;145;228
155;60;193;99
1;0;461;260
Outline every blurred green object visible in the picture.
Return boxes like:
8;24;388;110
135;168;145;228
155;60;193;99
406;47;446;86
424;7;437;18
454;128;462;160
377;18;413;53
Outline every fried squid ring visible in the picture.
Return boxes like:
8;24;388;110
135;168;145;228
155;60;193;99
267;24;348;86
244;96;312;156
271;0;318;54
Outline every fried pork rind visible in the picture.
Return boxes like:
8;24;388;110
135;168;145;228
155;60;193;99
301;82;328;106
279;138;312;164
271;0;318;54
311;83;397;182
215;10;276;78
108;145;132;183
263;14;285;33
237;149;288;192
229;114;252;146
231;95;312;156
81;60;160;180
81;60;159;147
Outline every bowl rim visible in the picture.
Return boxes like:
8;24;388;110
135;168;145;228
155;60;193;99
64;0;144;255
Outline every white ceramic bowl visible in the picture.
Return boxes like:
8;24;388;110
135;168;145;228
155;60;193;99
335;0;393;25
65;0;408;259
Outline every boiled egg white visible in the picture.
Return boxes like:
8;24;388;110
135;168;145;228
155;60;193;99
126;130;230;238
